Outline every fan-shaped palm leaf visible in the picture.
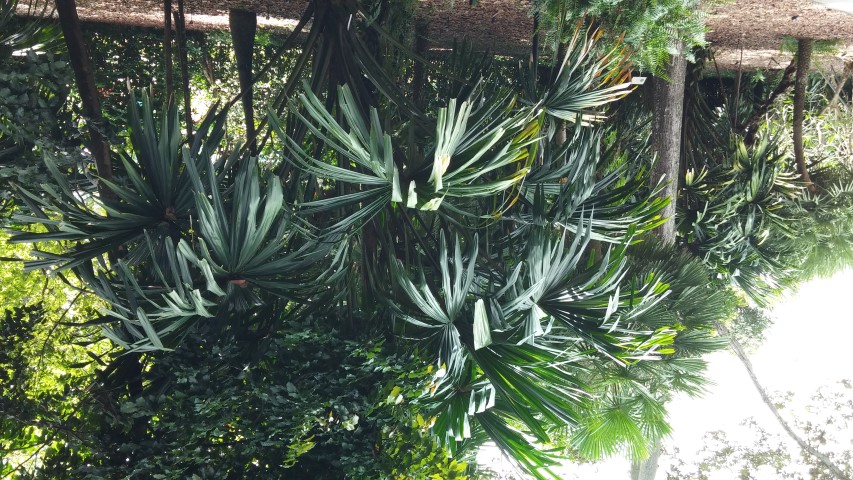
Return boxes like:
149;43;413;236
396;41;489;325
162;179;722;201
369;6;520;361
10;93;228;269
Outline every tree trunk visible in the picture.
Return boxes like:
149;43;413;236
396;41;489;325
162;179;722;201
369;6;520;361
631;46;688;480
199;37;217;88
715;320;851;480
733;43;743;130
163;0;174;101
412;19;428;110
648;43;687;246
55;0;113;189
530;13;539;87
229;9;257;155
173;0;192;140
793;39;816;193
630;438;661;480
554;42;568;147
742;57;797;146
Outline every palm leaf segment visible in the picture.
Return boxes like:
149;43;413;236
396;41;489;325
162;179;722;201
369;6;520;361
275;83;538;230
387;226;675;478
86;156;327;351
570;242;730;460
82;236;216;352
0;0;60;54
681;134;801;304
179;155;325;304
536;26;634;125
11;99;332;349
520;125;669;243
10;92;227;270
273;25;635;234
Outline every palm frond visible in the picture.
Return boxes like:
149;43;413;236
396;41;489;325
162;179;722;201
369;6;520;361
9;92;228;270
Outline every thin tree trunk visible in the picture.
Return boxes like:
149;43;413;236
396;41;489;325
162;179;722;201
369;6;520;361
824;74;849;112
554;42;568;146
54;0;113;190
742;57;797;146
412;19;428;110
793;39;816;193
199;39;217;88
631;45;687;480
530;13;539;87
163;0;173;100
820;69;850;115
173;0;192;140
229;9;257;155
630;438;661;480
648;42;687;246
715;321;851;480
733;41;743;130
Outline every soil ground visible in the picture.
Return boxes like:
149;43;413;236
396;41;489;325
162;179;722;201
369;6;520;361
15;0;853;72
708;0;853;71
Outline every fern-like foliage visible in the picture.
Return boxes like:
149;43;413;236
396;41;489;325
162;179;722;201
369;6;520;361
532;0;708;76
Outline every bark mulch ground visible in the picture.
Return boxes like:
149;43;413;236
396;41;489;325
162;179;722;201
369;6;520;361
16;0;853;71
708;0;853;70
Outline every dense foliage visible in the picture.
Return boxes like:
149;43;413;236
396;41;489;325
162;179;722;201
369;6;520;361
2;0;852;479
532;0;709;74
0;2;74;213
677;51;853;302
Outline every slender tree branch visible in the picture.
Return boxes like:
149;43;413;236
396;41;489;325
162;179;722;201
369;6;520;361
742;56;797;146
715;320;851;480
163;0;173;100
820;65;851;115
173;0;192;140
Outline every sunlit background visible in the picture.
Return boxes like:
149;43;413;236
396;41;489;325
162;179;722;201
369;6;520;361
480;268;853;478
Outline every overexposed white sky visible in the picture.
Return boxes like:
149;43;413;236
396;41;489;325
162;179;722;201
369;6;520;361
662;268;853;479
480;269;853;479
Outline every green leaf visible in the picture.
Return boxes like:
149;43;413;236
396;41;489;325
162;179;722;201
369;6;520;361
473;298;491;350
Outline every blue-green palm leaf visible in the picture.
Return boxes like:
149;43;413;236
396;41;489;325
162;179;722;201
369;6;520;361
10;92;228;270
180;156;326;304
682;135;802;305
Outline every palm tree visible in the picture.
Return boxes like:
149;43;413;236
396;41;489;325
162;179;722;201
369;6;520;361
678;53;808;306
8;1;725;476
